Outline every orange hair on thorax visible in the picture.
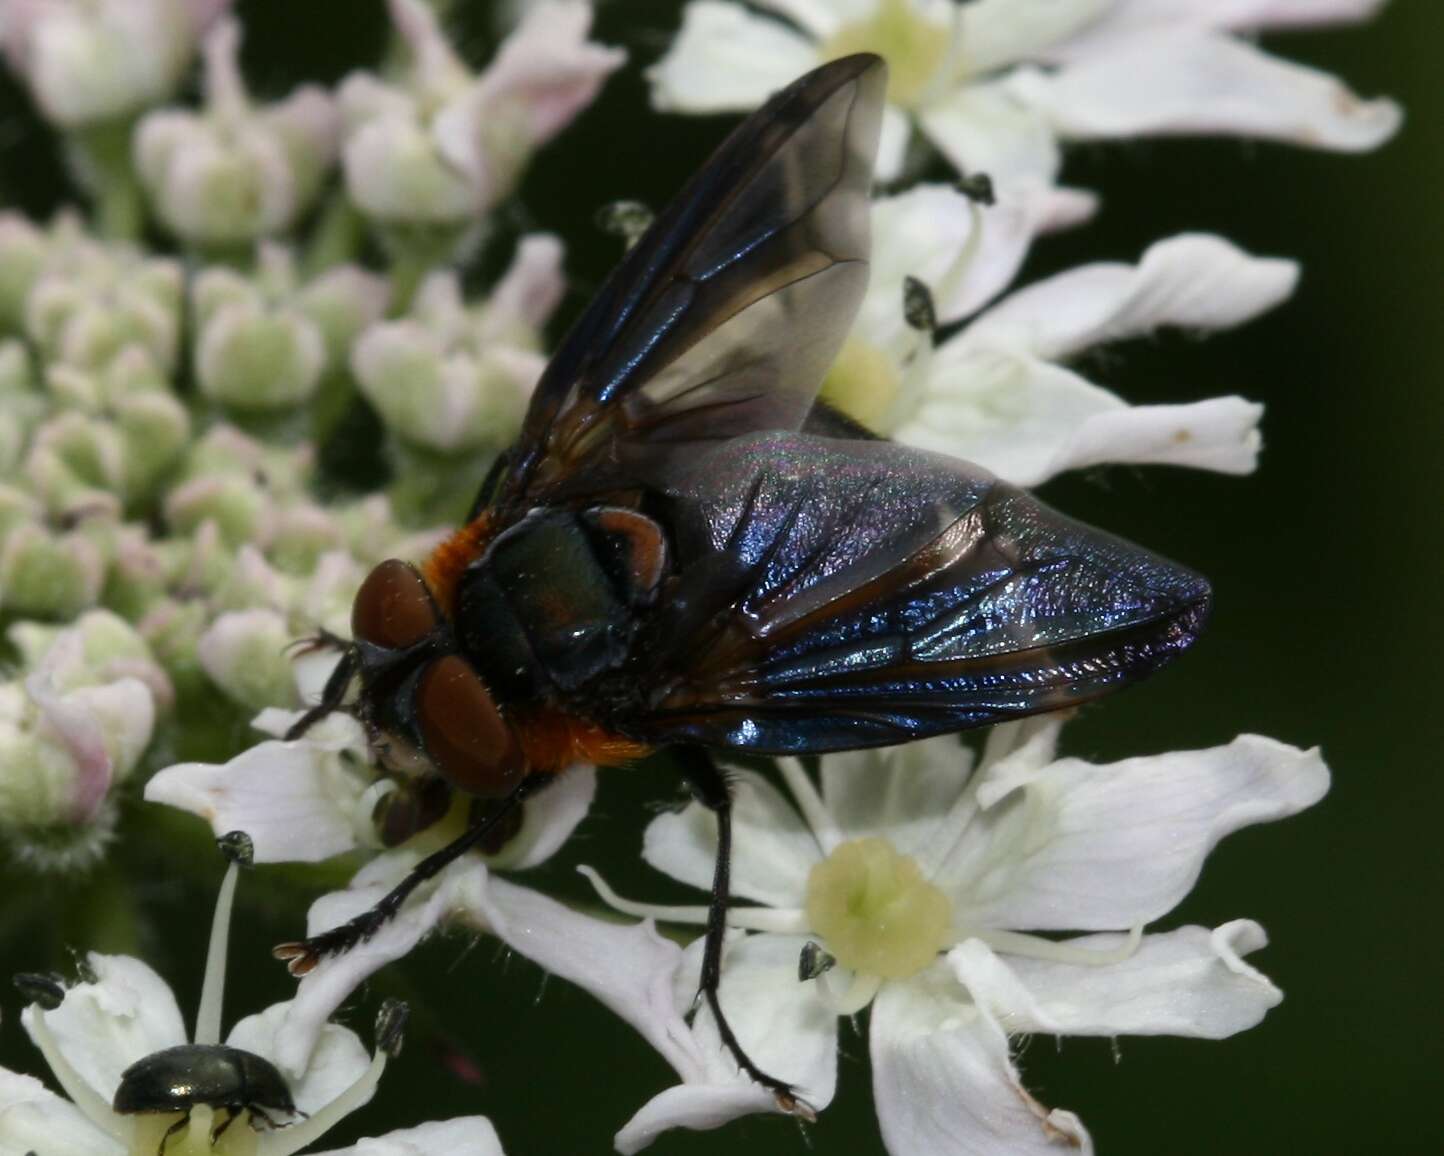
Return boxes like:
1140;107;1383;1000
422;511;499;617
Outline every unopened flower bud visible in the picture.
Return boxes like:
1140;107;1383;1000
115;391;190;497
165;474;271;549
23;414;126;521
135;19;338;246
339;0;622;230
197;607;295;710
25;250;181;375
0;0;229;129
353;317;535;453
268;504;345;573
10;608;172;710
295;265;390;366
0;524;106;619
196;301;327;411
0;213;48;332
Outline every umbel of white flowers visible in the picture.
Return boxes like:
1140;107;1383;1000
0;832;506;1155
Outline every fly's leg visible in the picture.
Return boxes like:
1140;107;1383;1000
274;774;544;974
283;647;358;741
675;747;813;1118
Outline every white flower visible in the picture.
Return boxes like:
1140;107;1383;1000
0;0;232;128
582;719;1330;1151
827;185;1292;485
650;0;1399;188
352;236;563;452
0;839;505;1155
134;18;339;246
339;0;624;228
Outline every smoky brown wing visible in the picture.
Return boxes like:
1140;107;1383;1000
628;434;1211;753
501;55;885;504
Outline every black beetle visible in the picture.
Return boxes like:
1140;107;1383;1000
113;1043;297;1151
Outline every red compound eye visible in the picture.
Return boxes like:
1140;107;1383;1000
352;560;440;651
415;655;526;798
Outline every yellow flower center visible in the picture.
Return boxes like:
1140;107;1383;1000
820;0;952;108
819;336;901;432
805;836;952;980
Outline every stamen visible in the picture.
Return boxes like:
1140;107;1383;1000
257;1050;387;1156
194;858;240;1046
25;1006;133;1143
577;866;809;933
775;758;841;855
973;925;1145;967
260;1002;406;1156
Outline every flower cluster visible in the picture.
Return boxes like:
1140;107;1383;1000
0;1;1397;1154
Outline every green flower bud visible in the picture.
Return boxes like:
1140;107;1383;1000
116;391;190;498
137;597;211;681
197;608;295;710
195;302;327;410
134;20;339;247
164;474;271;548
295;265;389;366
10;608;171;710
24;413;126;519
0;523;107;619
268;503;345;573
0;214;48;332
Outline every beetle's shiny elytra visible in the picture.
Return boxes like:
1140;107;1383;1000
278;53;1210;1112
113;1043;297;1144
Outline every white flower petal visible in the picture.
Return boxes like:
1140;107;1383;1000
616;1085;778;1156
647;2;819;113
22;953;186;1103
453;872;705;1083
227;1000;372;1116
951;920;1282;1039
1054;0;1390;60
1008;29;1400;152
313;1116;505;1156
870;965;1092;1155
819;735;976;859
865;181;1075;337
643;769;821;908
471;1;625;146
617;932;837;1153
1038;395;1264;479
941;735;1330;932
751;0;850;38
874;101;911;182
0;1067;124;1156
145;738;370;863
966;233;1298;361
916;79;1060;190
961;0;1114;73
488;765;597;870
277;854;450;1077
479;233;565;334
895;344;1127;486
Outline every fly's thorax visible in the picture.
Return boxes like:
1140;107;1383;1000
454;505;670;697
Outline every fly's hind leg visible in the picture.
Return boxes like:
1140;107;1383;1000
674;747;814;1119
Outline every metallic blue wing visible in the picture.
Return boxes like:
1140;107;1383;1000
501;55;885;503
635;433;1210;752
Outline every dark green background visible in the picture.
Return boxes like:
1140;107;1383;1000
0;2;1438;1153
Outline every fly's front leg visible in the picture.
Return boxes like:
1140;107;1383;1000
674;747;813;1118
274;774;544;974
